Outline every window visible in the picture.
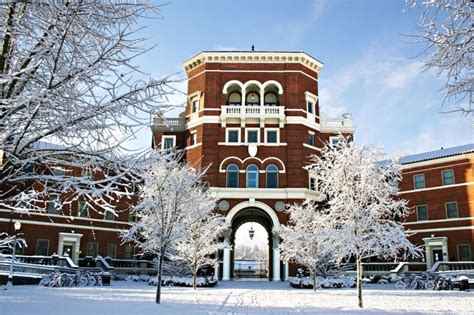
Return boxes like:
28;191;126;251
78;201;88;217
266;165;279;188
191;98;198;113
125;244;135;259
246;129;259;143
161;135;176;150
47;200;60;215
413;174;425;189
307;101;314;114
191;131;197;146
458;245;471;261
51;167;65;176
309;177;317;191
36;239;49;256
226;164;239;188
228;92;241;105
246;164;259;188
308;131;315;146
416;205;428;221
107;244;117;259
246;92;259;106
264;92;278;106
129;211;137;222
104;211;115;221
226;129;240;143
330;136;341;147
445;202;459;218
265;129;279;144
442;170;455;185
86;242;98;257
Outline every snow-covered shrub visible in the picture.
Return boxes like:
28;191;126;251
148;276;217;288
289;276;356;289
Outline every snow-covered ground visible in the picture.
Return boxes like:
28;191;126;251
0;280;473;314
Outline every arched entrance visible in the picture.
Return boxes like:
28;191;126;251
220;201;283;281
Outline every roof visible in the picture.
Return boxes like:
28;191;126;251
399;143;474;165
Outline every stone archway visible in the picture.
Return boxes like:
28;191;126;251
221;201;283;281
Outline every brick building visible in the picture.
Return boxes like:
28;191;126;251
151;50;355;280
399;144;474;267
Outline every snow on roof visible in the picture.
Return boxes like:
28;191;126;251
399;143;474;165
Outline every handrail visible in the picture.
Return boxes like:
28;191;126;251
428;261;474;273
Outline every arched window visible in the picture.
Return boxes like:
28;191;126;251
266;164;279;188
246;92;260;106
246;164;259;188
264;92;278;106
228;92;242;106
226;164;239;188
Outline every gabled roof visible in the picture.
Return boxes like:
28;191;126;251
400;143;474;165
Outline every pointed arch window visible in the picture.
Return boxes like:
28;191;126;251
266;164;279;188
226;164;239;188
246;164;259;188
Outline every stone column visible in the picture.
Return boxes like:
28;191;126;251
272;236;281;281
223;235;231;280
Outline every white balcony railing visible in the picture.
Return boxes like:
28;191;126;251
151;116;186;131
220;105;285;127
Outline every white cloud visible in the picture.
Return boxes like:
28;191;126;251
382;61;423;90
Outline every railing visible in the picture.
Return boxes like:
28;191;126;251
152;117;186;127
390;262;428;275
428;261;474;273
0;259;78;276
96;257;156;275
1;254;77;268
221;105;285;117
319;113;353;129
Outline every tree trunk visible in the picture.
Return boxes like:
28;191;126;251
356;256;363;308
156;254;164;304
193;270;197;290
312;273;317;292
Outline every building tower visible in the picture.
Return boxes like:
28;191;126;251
151;50;355;280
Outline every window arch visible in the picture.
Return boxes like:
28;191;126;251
264;92;278;106
266;164;279;188
228;92;242;106
246;92;260;106
226;164;239;188
246;164;259;188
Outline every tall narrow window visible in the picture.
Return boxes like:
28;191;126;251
413;174;425;189
246;164;259;188
266;164;279;188
309;177;317;191
308;131;315;146
107;244;117;259
36;239;49;256
307;101;314;114
228;92;242;105
86;243;99;257
78;201;88;217
191;99;198;113
226;164;239;188
445;202;459;218
416;205;428;221
125;244;135;259
458;245;471;261
442;170;455;185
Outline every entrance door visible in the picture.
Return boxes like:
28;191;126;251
63;245;73;258
432;249;443;263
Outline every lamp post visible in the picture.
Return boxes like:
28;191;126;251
7;221;21;288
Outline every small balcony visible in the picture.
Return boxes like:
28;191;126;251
220;105;285;127
151;116;186;132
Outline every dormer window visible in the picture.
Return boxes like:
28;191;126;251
246;92;259;106
228;92;242;106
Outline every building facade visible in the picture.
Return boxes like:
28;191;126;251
151;50;355;280
399;144;474;267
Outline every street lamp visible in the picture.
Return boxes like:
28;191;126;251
7;221;21;288
248;225;255;240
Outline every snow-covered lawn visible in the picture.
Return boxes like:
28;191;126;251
1;280;473;314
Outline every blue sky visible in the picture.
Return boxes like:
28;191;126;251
132;0;473;157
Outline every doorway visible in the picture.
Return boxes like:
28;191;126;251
233;222;269;279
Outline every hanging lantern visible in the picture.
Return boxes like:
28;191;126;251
249;226;255;240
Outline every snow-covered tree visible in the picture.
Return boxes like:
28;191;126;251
0;232;26;252
172;214;227;289
122;152;218;304
407;0;473;115
0;1;176;223
307;139;421;308
278;201;340;291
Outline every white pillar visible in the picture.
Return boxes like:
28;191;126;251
272;236;281;281
284;262;289;281
223;235;231;280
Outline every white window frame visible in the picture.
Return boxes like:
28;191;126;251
264;128;280;144
245;128;260;144
416;204;429;221
226;128;241;143
329;136;342;147
441;169;455;186
161;135;176;150
304;91;318;116
309;175;317;191
191;130;198;146
78;201;89;218
413;174;425;190
445;201;459;219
